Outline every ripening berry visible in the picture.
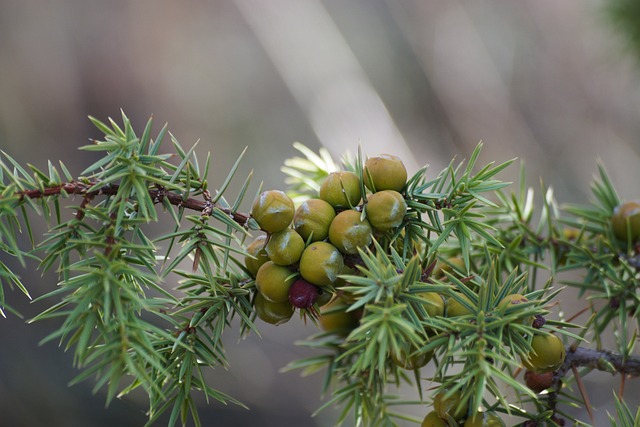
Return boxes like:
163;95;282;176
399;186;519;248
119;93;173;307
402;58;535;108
329;209;373;255
255;261;295;303
254;292;294;325
365;190;407;231
293;198;336;242
251;190;295;233
265;228;305;265
244;235;270;277
364;154;407;192
319;171;362;208
522;333;566;373
524;370;554;393
299;241;344;286
611;201;640;242
288;278;320;309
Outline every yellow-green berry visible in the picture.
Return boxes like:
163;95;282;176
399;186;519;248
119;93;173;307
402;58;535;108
522;333;566;373
611;201;640;242
446;294;473;317
255;261;295;303
421;411;447;427
319;171;362;208
244;235;270;277
299;241;344;286
265;228;305;265
364;154;407;192
365;190;407;231
251;190;295;233
329;209;373;255
293;198;336;242
254;292;294;325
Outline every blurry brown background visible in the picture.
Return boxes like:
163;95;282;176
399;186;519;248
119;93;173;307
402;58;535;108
1;1;639;426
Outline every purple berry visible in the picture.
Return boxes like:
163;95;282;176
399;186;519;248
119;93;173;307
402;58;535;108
288;279;320;309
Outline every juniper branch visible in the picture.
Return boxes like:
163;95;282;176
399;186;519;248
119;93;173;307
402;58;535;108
546;345;640;422
12;181;251;226
565;345;640;376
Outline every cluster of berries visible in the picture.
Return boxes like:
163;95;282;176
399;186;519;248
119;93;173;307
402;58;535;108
417;293;565;426
245;154;408;327
245;151;568;426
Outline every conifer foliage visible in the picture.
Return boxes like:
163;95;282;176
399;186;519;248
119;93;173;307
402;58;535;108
0;113;638;426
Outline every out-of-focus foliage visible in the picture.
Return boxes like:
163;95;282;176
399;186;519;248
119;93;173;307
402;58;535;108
606;0;640;62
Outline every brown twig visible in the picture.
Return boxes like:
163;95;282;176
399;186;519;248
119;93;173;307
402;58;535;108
15;181;251;226
547;345;640;424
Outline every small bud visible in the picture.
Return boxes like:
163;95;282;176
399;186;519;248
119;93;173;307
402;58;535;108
532;314;546;329
596;357;617;374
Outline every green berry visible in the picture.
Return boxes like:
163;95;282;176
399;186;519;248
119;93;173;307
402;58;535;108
392;347;434;370
254;292;294;325
446;294;473;317
265;228;305;265
498;293;528;308
364;154;407;192
611;201;640;242
293;198;336;242
463;412;505;427
255;261;295;303
433;256;466;278
522;333;566;373
244;235;270;277
251;190;295;233
421;411;447;427
418;292;445;318
365;190;407;231
434;389;469;421
316;287;333;307
498;293;532;325
319;297;359;335
299;241;344;286
319;171;362;208
562;227;580;241
329;210;373;255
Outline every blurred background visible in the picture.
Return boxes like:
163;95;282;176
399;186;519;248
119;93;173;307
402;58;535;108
1;1;639;426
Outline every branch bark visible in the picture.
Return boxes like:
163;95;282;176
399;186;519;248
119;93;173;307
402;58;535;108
16;181;251;226
565;345;640;376
546;345;640;424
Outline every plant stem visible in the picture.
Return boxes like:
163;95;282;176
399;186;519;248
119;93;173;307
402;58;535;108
16;181;251;226
564;345;640;376
547;345;640;422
